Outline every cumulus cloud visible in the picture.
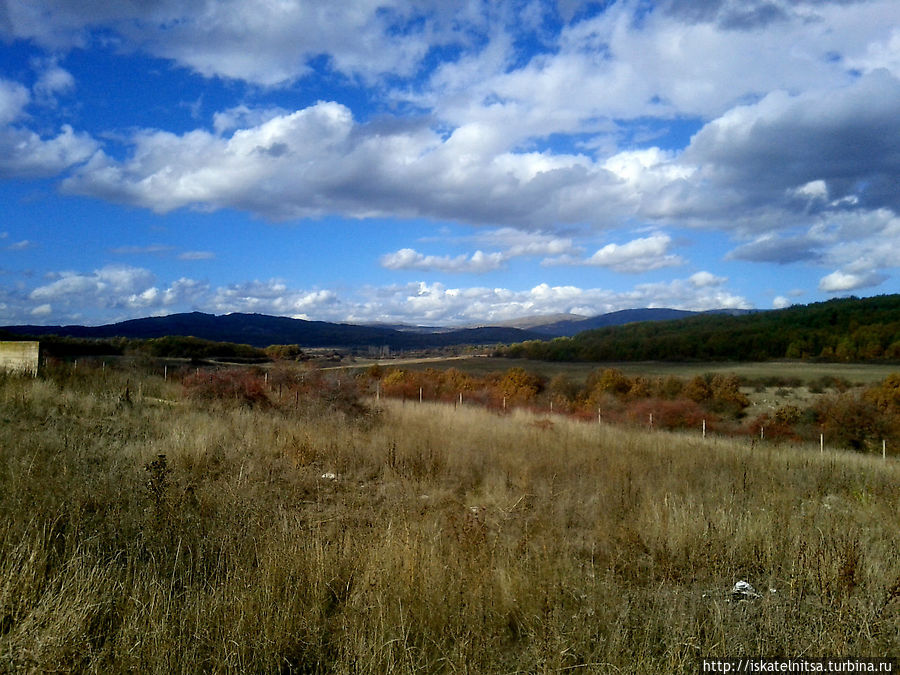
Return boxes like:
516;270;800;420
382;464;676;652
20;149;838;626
32;58;75;100
0;78;29;125
15;261;750;327
382;228;583;274
0;122;97;178
0;75;97;178
472;228;579;258
210;280;339;318
26;265;209;321
547;233;684;273
381;248;505;274
2;0;898;324
343;272;749;325
61;101;630;227
55;62;900;250
0;0;457;86
818;270;887;293
681;70;900;220
412;0;899;147
30;265;156;303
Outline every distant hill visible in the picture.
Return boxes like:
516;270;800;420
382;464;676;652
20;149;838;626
483;313;588;331
1;312;547;350
499;294;900;362
531;308;703;337
2;306;763;350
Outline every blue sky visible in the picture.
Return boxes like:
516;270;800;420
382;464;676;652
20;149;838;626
1;0;899;327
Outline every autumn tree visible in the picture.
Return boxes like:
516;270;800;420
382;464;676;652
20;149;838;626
497;367;544;405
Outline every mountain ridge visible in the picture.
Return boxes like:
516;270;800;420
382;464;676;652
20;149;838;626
1;307;719;348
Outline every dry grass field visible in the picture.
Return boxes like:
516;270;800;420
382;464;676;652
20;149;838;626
0;366;898;673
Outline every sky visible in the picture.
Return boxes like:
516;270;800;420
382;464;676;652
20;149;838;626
1;0;899;328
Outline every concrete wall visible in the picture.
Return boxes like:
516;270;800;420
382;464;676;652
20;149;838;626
0;341;39;376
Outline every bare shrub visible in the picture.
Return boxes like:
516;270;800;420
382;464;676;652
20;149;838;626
182;368;269;407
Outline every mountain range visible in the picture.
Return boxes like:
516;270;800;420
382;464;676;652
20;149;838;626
0;308;728;349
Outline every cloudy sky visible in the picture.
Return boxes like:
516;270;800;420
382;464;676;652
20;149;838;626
1;0;898;327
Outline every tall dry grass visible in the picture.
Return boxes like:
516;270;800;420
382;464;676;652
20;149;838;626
0;369;897;673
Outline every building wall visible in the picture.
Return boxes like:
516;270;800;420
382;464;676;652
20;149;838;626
0;341;39;376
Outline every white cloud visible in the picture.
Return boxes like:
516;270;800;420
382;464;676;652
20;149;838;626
110;244;175;255
33;59;75;99
178;251;215;261
345;272;750;325
791;179;828;202
0;75;96;178
847;27;900;78
0;78;29;125
17;262;751;327
473;228;578;258
818;270;887;293
30;265;155;302
578;233;683;273
57;63;900;244
210;281;338;318
381;248;505;274
212;105;288;135
0;0;453;86
24;265;209;322
61;101;628;228
408;0;899;152
381;228;582;274
6;239;34;251
0;123;97;178
688;271;726;288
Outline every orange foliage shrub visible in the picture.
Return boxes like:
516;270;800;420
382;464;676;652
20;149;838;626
625;398;709;431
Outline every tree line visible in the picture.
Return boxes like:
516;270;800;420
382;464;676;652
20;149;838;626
497;295;900;363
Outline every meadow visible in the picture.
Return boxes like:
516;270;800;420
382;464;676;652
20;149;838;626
0;363;898;673
342;355;900;386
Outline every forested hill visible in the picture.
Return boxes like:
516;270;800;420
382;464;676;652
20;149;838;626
498;294;900;362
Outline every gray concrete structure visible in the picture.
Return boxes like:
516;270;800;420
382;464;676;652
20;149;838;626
0;341;39;376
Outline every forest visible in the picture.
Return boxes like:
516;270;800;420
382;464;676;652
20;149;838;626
498;294;900;363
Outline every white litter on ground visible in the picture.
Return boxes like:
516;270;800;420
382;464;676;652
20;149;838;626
731;580;762;600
